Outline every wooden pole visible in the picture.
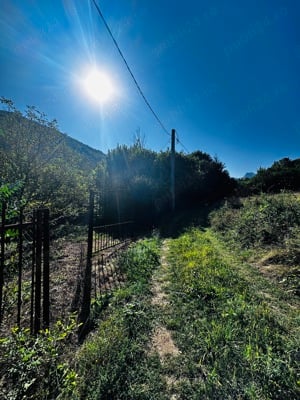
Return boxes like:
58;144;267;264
171;129;176;212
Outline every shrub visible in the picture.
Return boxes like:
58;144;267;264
210;193;300;248
0;318;78;399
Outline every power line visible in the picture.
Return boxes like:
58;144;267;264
91;0;170;136
176;132;190;153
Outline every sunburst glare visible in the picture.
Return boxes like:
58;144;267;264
80;67;117;104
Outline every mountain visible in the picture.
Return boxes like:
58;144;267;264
0;109;105;214
243;172;255;179
0;110;105;171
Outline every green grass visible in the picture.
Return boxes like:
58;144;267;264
69;238;169;400
67;228;299;399
163;229;300;399
4;218;298;398
209;192;300;251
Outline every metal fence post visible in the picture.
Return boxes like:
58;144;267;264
0;202;6;325
17;208;23;327
78;191;94;341
42;209;50;329
30;210;36;334
34;209;43;334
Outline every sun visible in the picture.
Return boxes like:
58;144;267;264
81;68;116;104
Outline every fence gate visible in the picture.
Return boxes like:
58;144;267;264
0;203;50;334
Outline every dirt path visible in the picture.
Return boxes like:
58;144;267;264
50;238;85;321
150;240;181;398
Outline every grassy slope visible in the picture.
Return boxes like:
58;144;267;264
163;229;299;399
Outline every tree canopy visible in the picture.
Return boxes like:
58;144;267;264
95;142;235;225
239;157;300;195
1;98;235;223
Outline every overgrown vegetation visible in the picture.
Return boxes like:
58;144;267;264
68;238;167;399
0;99;104;218
98;144;235;225
164;229;299;399
1;98;300;399
210;192;300;293
0;317;78;399
238;157;300;194
210;192;300;248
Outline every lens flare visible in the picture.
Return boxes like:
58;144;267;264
81;68;116;104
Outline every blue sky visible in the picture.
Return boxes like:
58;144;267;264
0;0;299;177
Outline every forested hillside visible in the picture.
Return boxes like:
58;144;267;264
0;102;104;216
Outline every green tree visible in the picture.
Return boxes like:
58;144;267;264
0;98;90;215
238;157;300;194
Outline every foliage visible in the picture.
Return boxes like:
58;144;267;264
1;97;236;224
69;238;167;400
165;229;299;399
0;182;23;218
0;318;78;400
238;157;300;194
210;192;300;248
96;142;235;225
0;183;19;203
0;99;99;217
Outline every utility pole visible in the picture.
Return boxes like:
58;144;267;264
171;129;176;212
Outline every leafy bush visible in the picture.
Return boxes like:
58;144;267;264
284;226;300;265
240;157;300;194
0;318;78;399
210;192;300;249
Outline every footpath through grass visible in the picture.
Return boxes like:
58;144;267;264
8;229;297;399
67;229;299;399
163;229;299;399
68;238;169;400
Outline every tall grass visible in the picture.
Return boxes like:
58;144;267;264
165;229;299;399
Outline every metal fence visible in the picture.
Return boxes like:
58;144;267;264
92;223;133;297
1;191;137;342
0;203;50;334
78;192;134;340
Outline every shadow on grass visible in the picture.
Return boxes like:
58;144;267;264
157;202;221;239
